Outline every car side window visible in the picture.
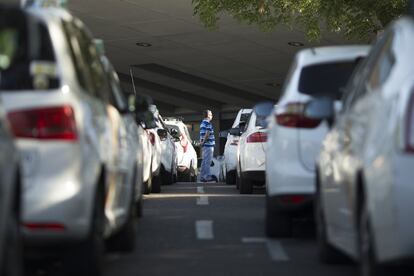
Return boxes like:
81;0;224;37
61;20;93;93
76;25;110;103
341;32;394;112
367;33;395;90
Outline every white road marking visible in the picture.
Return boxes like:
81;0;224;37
241;237;290;261
196;196;209;205
266;240;290;261
197;186;204;193
242;237;267;243
196;220;214;240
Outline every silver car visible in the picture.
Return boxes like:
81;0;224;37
0;5;138;275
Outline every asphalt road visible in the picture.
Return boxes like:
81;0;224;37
27;182;358;276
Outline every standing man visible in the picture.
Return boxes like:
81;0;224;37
199;110;215;182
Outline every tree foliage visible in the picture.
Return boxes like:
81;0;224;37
192;0;408;41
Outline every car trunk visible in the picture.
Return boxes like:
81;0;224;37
296;60;360;171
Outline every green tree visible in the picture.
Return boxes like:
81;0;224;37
192;0;408;41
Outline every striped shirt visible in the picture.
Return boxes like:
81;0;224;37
200;119;215;147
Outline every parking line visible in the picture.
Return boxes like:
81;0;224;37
197;186;204;193
242;237;267;243
241;237;290;261
195;220;214;240
266;240;289;261
196;196;209;205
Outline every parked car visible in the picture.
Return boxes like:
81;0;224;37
309;14;414;276
257;45;370;237
223;109;252;184
134;97;161;194
232;110;267;194
150;105;177;185
100;53;145;220
0;5;146;275
164;117;198;182
0;101;22;276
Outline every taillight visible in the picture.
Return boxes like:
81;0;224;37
405;92;414;153
276;102;321;129
280;195;306;204
246;132;267;143
23;223;66;231
149;132;155;145
8;105;77;141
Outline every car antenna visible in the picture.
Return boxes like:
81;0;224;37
129;66;137;96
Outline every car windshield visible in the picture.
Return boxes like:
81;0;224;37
0;11;59;91
298;60;361;100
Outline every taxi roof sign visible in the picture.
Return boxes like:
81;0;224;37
21;0;67;8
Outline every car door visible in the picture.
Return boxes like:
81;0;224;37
330;32;396;251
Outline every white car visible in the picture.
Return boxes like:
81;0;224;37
310;15;414;276
0;6;140;275
0;103;22;276
164;117;198;182
261;45;370;237
146;127;162;192
223;108;252;184
151;106;177;185
101;54;145;219
234;111;267;194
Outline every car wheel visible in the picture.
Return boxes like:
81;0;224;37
162;166;173;186
359;205;387;276
2;188;23;276
107;195;137;252
265;196;291;238
152;172;162;193
315;191;347;263
64;188;105;276
239;172;253;194
225;170;236;185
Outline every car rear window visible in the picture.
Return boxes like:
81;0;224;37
298;60;361;100
0;10;59;91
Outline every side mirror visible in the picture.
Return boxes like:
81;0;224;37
219;130;229;138
170;128;179;138
229;127;241;136
253;101;274;117
157;128;168;141
135;95;155;127
135;95;152;113
304;97;335;127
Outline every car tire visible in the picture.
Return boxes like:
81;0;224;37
152;172;162;193
265;196;292;238
315;191;347;264
226;170;236;185
107;195;137;253
359;205;387;276
162;166;173;186
64;188;105;276
239;172;253;194
2;185;23;276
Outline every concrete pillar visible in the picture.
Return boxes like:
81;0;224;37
211;109;220;157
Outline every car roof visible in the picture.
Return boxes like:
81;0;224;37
295;45;371;67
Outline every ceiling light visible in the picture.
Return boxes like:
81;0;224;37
288;41;304;47
136;42;152;47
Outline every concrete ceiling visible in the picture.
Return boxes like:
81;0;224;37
7;0;357;116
